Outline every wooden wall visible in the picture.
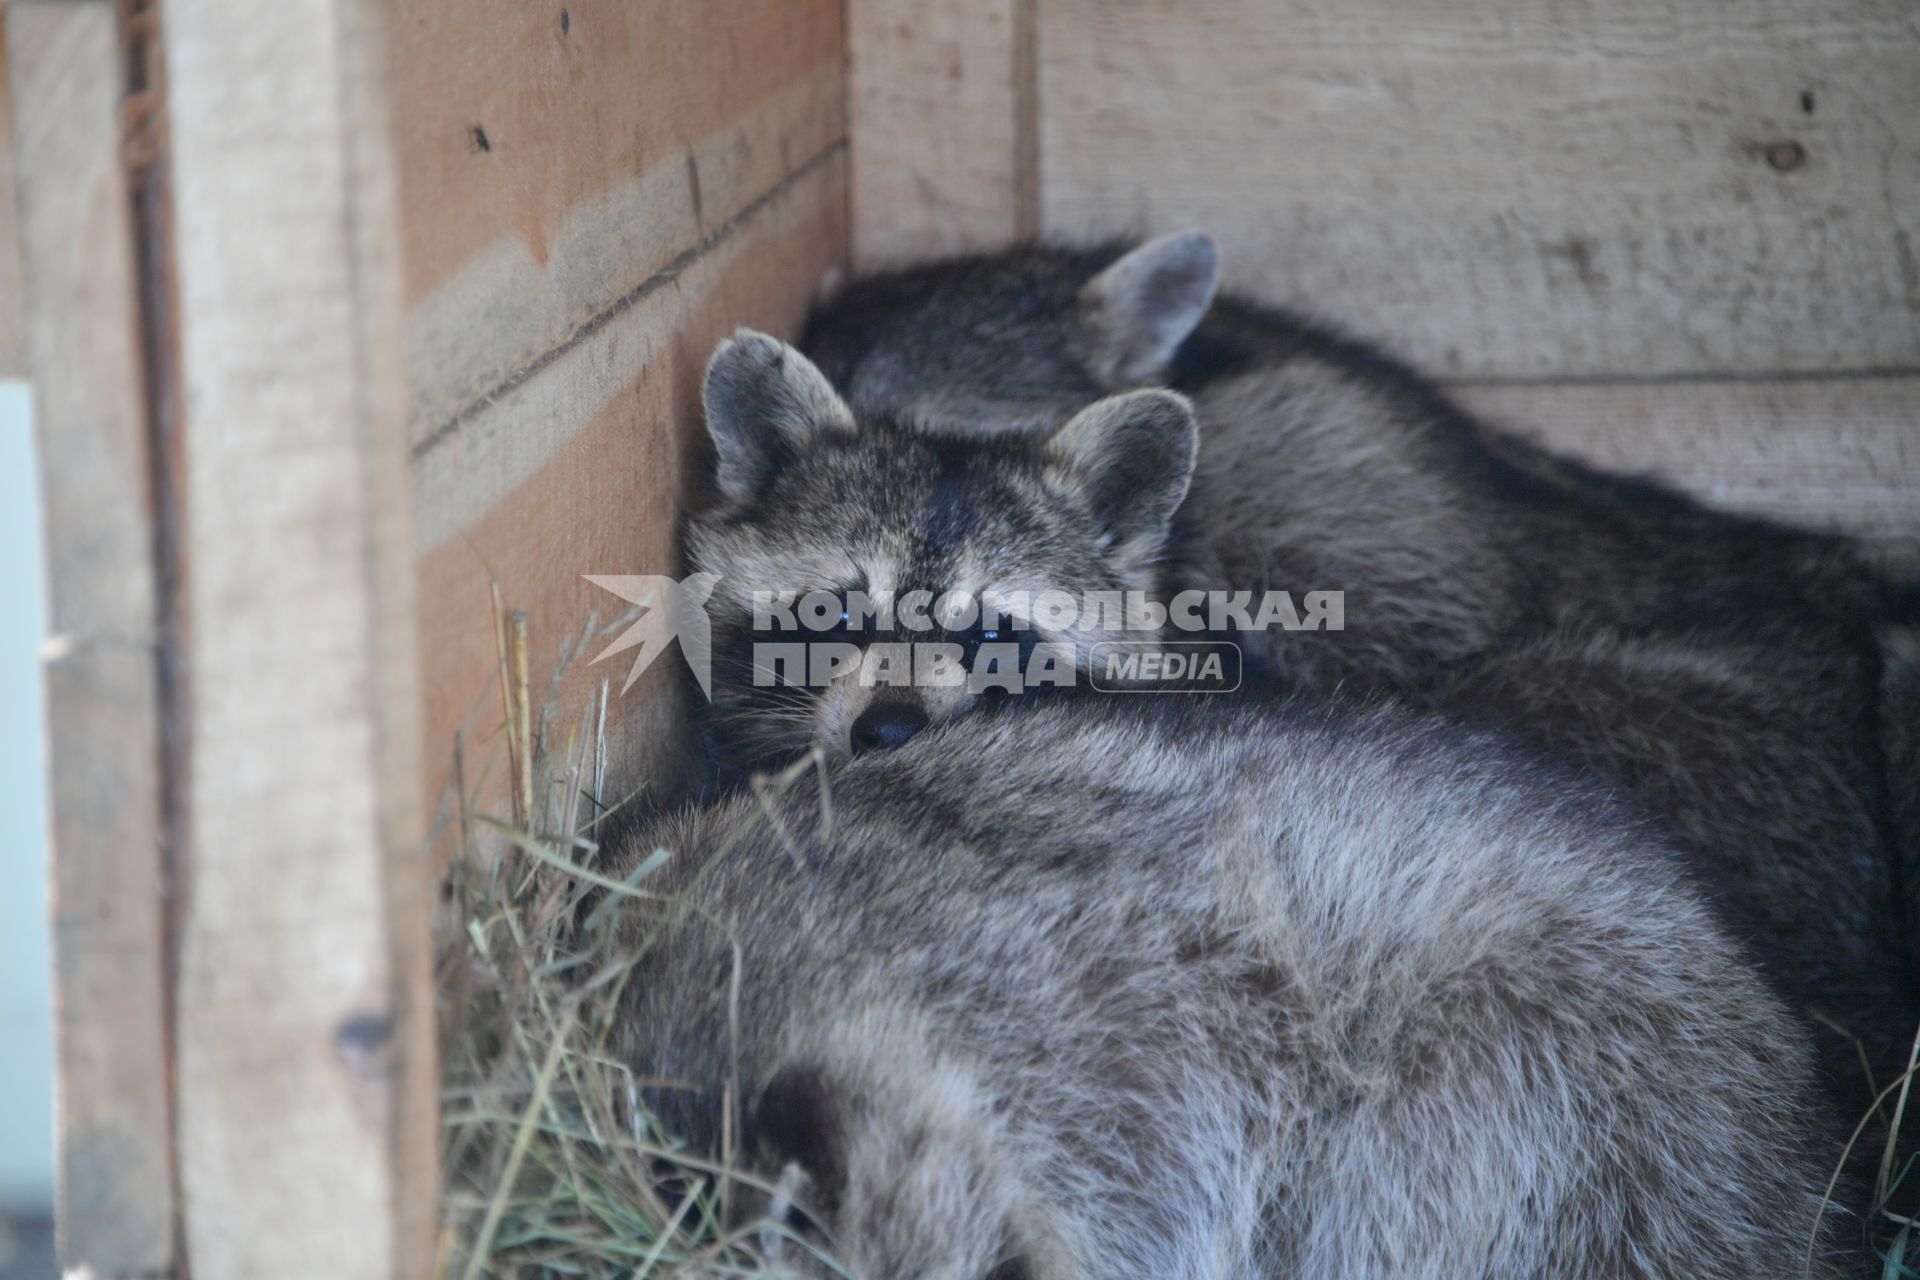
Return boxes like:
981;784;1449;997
383;0;850;849
850;0;1920;539
848;0;1037;265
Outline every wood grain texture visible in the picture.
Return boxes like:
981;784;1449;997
1456;375;1920;540
1038;0;1920;381
163;0;435;1274
390;0;852;843
848;0;1036;269
0;22;26;379
414;152;848;860
384;0;844;442
6;3;175;1272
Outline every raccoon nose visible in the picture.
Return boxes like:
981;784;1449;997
849;701;930;756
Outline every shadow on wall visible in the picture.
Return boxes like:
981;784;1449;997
0;381;54;1255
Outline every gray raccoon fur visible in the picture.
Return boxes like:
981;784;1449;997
687;330;1202;772
614;694;1847;1279
1446;627;1912;1098
1880;613;1920;961
684;316;1914;1126
784;237;1920;1117
800;232;1889;693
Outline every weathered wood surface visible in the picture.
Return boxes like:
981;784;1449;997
1037;0;1920;382
387;0;844;444
388;0;849;853
1458;375;1920;541
162;0;436;1274
847;0;1035;268
0;22;27;378
7;3;175;1272
412;163;847;860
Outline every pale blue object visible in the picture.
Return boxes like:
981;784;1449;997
0;381;53;1213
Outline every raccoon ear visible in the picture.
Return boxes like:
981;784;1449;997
703;328;855;500
1046;390;1198;555
1079;230;1221;385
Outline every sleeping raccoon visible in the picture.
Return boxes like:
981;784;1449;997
800;231;1895;694
681;315;1916;1120
614;692;1848;1279
687;329;1208;773
788;235;1920;1118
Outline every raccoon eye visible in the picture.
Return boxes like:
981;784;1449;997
959;626;998;657
961;624;1039;662
831;606;870;642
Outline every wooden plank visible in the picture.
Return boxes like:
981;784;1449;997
847;0;1036;269
0;21;27;378
161;0;435;1275
388;0;852;843
1038;0;1920;381
6;3;176;1273
383;0;844;442
414;151;847;861
1455;374;1920;540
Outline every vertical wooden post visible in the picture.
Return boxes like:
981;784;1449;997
847;0;1038;269
161;0;435;1274
8;3;177;1273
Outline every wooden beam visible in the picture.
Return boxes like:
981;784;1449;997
6;2;176;1273
847;0;1037;269
161;0;435;1274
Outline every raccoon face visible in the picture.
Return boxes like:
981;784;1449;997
803;231;1220;437
686;330;1197;770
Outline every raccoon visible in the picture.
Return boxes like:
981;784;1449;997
1445;626;1915;1106
790;236;1920;1117
686;329;1207;774
614;693;1848;1279
802;232;1892;693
